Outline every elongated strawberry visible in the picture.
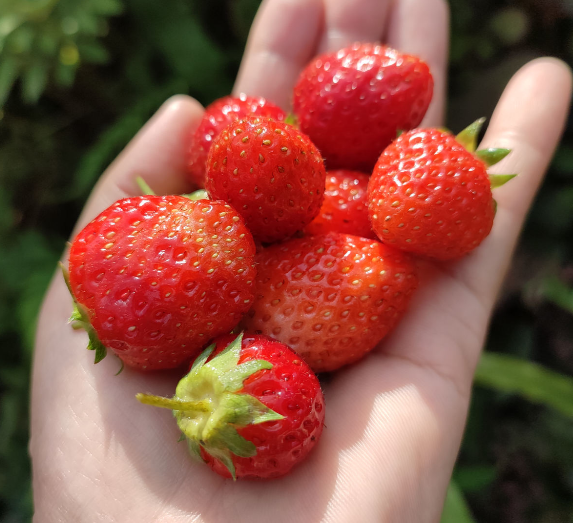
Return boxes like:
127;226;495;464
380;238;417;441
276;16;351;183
205;116;326;243
368;119;515;260
137;333;324;480
305;170;375;239
243;233;418;372
66;196;256;370
293;43;433;172
188;95;286;188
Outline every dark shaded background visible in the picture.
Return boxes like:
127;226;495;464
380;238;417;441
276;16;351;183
1;1;572;521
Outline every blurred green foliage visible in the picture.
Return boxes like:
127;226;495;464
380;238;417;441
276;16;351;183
0;0;573;521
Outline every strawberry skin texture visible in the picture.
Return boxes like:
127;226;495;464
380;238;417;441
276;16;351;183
188;95;286;188
68;196;256;370
293;43;433;172
243;233;418;372
205;116;326;243
368;129;495;260
200;334;324;480
305;170;375;239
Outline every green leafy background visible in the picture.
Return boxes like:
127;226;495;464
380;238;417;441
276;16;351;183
0;0;572;521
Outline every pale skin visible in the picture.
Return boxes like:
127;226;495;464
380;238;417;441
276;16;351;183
30;0;572;521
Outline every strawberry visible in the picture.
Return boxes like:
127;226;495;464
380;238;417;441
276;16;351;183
65;195;257;371
368;119;515;260
305;170;375;239
137;333;324;480
205;116;326;243
243;233;418;372
293;43;433;172
188;95;286;188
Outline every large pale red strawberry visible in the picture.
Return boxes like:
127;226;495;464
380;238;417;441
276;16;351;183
293;43;433;172
305;170;375;239
205;116;326;243
66;195;256;370
188;94;286;188
368;119;515;260
137;333;324;480
243;233;418;372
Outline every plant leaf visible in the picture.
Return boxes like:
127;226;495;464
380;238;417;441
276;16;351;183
541;276;573;315
475;353;573;417
441;481;477;523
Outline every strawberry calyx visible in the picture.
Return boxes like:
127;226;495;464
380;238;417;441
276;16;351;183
60;263;108;363
136;333;284;480
182;189;208;201
136;175;208;201
455;118;517;189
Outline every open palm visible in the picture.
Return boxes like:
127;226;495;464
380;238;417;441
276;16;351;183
31;0;572;521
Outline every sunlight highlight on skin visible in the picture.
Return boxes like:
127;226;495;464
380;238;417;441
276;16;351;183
322;384;439;523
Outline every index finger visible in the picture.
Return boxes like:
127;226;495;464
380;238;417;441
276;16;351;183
233;0;323;109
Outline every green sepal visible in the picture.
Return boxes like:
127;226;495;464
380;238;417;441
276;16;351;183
218;360;273;392
114;359;125;376
456;118;486;152
187;438;206;463
396;129;404;138
203;332;243;378
89;332;108;363
136;176;155;196
493;199;498;216
207;423;256;458
61;263;109;364
189;343;215;374
183;189;208;201
178;433;186;443
489;174;517;188
284;113;298;128
207;447;237;480
476;148;511;167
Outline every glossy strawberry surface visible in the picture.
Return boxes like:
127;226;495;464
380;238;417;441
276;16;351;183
205;116;326;243
293;43;433;172
243;233;418;372
368;128;495;260
68;196;256;370
199;334;324;480
305;170;375;239
188;95;286;188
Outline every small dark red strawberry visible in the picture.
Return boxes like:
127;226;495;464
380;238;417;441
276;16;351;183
205;116;326;243
188;95;286;188
243;233;418;372
368;119;515;260
305;170;375;239
293;43;433;172
66;196;257;370
137;333;324;480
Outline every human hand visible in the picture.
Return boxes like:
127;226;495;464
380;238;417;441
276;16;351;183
31;0;572;521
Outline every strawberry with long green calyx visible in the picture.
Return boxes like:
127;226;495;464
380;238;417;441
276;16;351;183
138;333;325;480
368;119;517;261
455;118;516;190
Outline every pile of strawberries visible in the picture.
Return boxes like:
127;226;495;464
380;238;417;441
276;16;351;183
65;43;514;480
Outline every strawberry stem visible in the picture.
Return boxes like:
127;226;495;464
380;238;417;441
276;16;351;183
136;393;211;413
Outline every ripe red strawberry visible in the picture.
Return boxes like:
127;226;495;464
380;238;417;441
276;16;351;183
368;119;515;260
137;333;324;480
305;170;375;239
205;116;326;243
188;95;286;188
293;43;433;172
243;233;418;372
66;195;257;370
